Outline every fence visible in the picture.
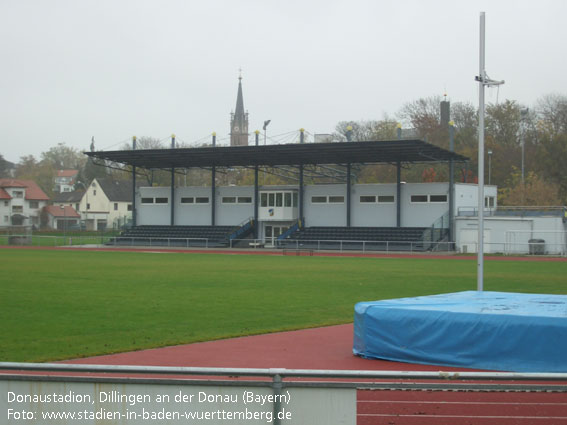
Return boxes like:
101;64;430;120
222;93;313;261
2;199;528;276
0;234;116;248
1;362;566;425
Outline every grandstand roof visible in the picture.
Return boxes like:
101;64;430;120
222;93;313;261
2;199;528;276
85;140;468;169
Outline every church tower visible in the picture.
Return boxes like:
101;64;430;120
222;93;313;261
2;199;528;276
230;73;249;146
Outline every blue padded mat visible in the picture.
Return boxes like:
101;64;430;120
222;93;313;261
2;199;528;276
353;291;567;372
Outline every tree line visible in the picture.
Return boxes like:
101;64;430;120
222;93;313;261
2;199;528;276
1;93;565;205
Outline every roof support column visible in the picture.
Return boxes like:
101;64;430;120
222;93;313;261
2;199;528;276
131;136;137;227
254;131;259;238
396;161;402;227
170;135;175;226
449;122;455;244
346;163;351;227
396;124;402;228
211;133;216;226
299;129;305;224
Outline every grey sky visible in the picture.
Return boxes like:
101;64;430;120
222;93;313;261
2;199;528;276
1;0;566;163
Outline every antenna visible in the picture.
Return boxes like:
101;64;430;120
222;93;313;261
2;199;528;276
476;12;504;292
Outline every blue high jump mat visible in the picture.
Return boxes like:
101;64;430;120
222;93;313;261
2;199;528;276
353;291;567;372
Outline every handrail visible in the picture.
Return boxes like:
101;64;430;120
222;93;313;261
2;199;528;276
228;217;255;240
2;362;567;381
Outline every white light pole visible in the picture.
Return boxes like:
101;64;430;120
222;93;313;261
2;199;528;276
476;12;504;291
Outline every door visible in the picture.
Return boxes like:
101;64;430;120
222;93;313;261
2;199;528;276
264;225;288;246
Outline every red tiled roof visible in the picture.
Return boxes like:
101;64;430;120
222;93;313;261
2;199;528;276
0;179;50;201
44;205;80;218
0;188;11;200
0;179;26;188
57;170;79;177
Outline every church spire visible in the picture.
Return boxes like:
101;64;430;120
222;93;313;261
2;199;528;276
230;71;249;146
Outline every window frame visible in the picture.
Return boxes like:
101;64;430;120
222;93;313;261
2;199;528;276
328;195;345;204
410;195;429;203
360;195;376;203
311;196;327;204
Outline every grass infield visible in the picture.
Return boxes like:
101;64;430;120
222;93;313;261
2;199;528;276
1;249;565;362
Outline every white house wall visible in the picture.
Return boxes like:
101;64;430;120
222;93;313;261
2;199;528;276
1;187;46;227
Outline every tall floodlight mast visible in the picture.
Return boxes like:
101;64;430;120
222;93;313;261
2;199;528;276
475;12;504;291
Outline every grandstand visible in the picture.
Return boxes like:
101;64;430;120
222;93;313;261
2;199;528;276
86;139;490;252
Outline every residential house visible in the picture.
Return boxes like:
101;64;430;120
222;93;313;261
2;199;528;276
43;205;81;230
78;178;134;231
52;191;84;213
0;179;50;227
54;170;78;193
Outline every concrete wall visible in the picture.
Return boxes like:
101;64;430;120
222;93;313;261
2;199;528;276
304;184;347;226
215;186;254;225
136;183;500;230
1;378;356;425
137;186;174;225
455;216;566;254
351;184;397;227
454;183;498;215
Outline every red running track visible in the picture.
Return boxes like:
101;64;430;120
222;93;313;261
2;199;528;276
67;324;567;424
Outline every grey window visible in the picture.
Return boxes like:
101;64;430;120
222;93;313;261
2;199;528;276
222;197;236;204
411;195;428;203
328;196;344;203
360;195;376;203
181;197;194;204
430;195;448;203
284;192;292;207
377;195;395;203
238;197;252;204
141;198;154;204
195;197;209;204
261;193;268;207
311;196;327;203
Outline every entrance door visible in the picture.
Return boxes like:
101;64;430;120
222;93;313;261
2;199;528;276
265;225;288;246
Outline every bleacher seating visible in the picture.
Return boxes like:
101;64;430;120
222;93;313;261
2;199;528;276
110;225;237;247
279;226;437;251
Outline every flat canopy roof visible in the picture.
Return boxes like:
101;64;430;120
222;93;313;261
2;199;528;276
85;140;468;169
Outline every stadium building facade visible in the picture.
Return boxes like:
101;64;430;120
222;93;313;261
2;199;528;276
136;182;497;246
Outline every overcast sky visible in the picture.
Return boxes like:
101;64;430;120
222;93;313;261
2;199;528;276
1;0;566;163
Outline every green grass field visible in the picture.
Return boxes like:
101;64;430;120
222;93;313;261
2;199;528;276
1;249;565;362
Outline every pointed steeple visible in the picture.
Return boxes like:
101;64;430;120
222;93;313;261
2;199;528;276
230;71;249;146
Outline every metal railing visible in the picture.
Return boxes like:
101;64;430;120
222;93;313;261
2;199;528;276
0;234;116;247
458;205;567;218
1;362;566;425
274;239;456;253
458;240;567;256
